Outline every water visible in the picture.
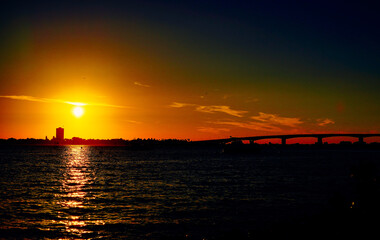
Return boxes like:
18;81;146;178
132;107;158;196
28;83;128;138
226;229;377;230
0;145;379;239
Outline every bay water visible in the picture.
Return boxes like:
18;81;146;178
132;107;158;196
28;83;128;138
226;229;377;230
0;145;379;239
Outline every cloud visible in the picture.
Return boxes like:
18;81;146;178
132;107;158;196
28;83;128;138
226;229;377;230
0;95;59;104
211;120;282;132
0;95;85;106
209;112;303;133
124;120;142;124
251;112;303;127
317;118;335;126
89;102;128;108
134;81;151;88
168;102;196;108
0;95;128;108
169;102;247;117
64;101;87;106
196;105;248;117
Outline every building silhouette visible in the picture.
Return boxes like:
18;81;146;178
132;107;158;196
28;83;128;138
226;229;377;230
56;127;64;142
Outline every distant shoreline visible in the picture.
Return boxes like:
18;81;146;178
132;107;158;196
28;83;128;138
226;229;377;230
1;138;380;151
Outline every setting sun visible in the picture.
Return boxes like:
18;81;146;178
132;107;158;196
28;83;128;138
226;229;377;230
73;106;84;118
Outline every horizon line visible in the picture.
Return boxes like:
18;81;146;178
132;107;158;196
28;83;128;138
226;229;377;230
2;132;380;142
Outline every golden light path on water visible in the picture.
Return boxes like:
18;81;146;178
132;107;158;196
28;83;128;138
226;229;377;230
56;146;104;238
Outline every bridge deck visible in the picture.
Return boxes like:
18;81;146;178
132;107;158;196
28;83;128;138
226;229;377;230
196;133;380;144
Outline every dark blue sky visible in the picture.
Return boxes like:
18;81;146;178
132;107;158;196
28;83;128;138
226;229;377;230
2;0;378;80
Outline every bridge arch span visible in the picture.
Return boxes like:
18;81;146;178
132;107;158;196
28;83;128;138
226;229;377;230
285;136;322;145
319;136;362;144
195;133;380;145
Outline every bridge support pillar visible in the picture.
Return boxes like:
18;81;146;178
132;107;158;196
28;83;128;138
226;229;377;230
249;140;255;145
358;136;364;144
281;138;287;145
317;137;323;145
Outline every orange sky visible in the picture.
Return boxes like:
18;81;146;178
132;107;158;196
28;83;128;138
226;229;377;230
0;1;379;141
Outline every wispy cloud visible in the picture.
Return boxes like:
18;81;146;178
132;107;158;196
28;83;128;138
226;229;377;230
251;112;303;127
0;95;128;108
0;95;64;104
89;102;128;108
169;102;196;108
210;112;303;133
211;120;282;132
123;120;142;124
134;81;151;88
196;105;248;117
317;118;335;126
169;102;247;117
64;101;87;106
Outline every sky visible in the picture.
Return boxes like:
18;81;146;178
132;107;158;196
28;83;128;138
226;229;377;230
0;0;379;141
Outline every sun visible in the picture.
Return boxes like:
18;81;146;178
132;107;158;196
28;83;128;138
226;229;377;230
72;106;84;118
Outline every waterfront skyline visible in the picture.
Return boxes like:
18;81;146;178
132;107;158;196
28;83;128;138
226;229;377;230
0;1;379;140
3;127;380;145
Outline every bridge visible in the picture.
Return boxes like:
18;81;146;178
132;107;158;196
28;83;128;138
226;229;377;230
196;133;380;145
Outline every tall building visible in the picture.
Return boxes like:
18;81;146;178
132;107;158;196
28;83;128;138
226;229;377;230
56;127;64;142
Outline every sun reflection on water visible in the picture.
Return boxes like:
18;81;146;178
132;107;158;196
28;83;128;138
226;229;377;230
56;146;104;237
